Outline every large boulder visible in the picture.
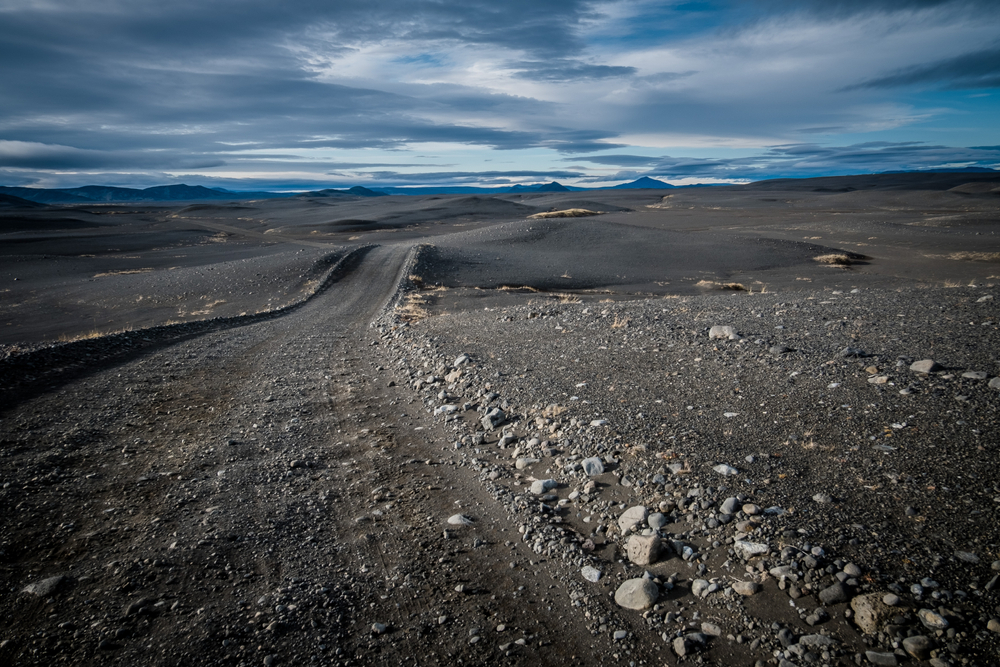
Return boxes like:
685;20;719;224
614;578;658;610
617;505;648;534
851;593;894;635
626;534;661;565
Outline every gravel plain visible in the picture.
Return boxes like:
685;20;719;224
2;177;1000;666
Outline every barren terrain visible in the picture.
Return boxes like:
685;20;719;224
2;175;1000;667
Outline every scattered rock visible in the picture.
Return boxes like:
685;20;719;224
614;578;658;610
734;541;769;558
447;514;473;526
851;594;893;634
917;609;948;630
626;534;661;565
21;575;68;597
617;505;648;534
529;479;557;495
910;359;942;374
812;493;834;504
732;581;760;596
865;650;897;666
902;635;932;660
712;463;738;475
581;566;601;583
709;325;738;340
581;457;604;476
819;582;849;605
481;407;505;430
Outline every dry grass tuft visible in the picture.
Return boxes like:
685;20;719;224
527;208;601;219
553;293;582;304
611;314;630;329
696;280;747;291
947;251;1000;262
813;253;854;266
498;285;540;292
93;268;153;278
397;293;430;322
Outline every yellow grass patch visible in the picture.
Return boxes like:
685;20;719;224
92;268;153;278
813;253;854;265
946;251;1000;262
696;280;747;291
527;208;601;219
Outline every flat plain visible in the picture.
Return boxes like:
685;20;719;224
1;173;999;667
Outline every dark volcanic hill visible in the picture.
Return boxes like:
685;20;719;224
610;176;674;189
0;184;286;204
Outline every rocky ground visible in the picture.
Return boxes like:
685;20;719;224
2;180;1000;666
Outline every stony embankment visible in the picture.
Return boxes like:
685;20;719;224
373;280;1000;666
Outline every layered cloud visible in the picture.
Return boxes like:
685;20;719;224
0;0;998;188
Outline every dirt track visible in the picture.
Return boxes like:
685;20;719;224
0;243;626;666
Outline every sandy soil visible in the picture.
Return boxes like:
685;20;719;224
1;176;999;666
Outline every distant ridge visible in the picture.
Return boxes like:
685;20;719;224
301;186;388;198
0;193;47;208
610;176;674;189
746;171;1000;192
0;184;287;204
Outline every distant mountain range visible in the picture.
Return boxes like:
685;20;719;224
299;186;388;198
2;170;995;205
0;183;287;204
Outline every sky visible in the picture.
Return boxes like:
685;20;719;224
1;0;999;191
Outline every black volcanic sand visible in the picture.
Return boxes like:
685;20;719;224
0;205;350;345
1;175;1000;667
4;180;999;345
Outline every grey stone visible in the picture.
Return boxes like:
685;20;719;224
673;636;691;657
481;407;505;430
882;593;900;606
770;345;791;355
851;593;893;634
962;371;988;379
917;609;948;630
21;575;67;597
626;534;661;565
614;578;659;610
733;581;760;596
987;619;1000;633
721;497;739;515
647;512;667;530
581;456;604;476
910;359;942;374
613;630;628;640
843;563;862;577
812;493;834;504
617;505;648;534
840;347;867;358
902;635;932;660
515;457;539;469
819;582;848;604
581;566;601;583
701;622;722;636
777;628;796;648
990;377;1000;390
691;579;710;597
954;550;979;563
447;514;473;526
372;622;387;634
709;325;738;340
735;540;769;558
529;479;557;494
865;650;897;666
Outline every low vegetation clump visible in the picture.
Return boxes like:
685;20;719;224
527;208;601;219
813;253;854;265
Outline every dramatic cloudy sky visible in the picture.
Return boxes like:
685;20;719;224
2;0;999;189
